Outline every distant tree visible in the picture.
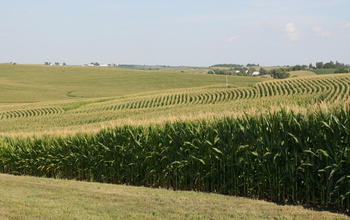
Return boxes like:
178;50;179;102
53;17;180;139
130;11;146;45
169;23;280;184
334;61;346;69
207;68;250;76
235;67;248;74
248;67;256;74
211;64;243;68
323;63;330;69
259;67;268;75
94;62;100;66
207;70;215;74
45;62;50;65
316;62;324;69
309;63;314;69
323;61;336;69
55;62;60;65
292;65;302;71
247;63;259;67
270;68;290;79
62;63;66;66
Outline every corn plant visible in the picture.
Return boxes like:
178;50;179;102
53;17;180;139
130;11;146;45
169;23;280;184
1;106;350;211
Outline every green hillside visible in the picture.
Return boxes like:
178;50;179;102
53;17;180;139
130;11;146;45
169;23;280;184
0;64;267;103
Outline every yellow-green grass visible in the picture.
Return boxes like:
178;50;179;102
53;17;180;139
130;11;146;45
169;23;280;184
0;174;348;220
0;64;268;103
289;70;317;77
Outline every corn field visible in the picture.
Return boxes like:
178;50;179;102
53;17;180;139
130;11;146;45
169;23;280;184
1;74;349;120
1;107;349;212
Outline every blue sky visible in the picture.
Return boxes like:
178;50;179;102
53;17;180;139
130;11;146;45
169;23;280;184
1;0;349;66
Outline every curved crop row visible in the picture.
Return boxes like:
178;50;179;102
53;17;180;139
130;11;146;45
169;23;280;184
81;87;260;113
255;75;350;101
324;77;350;102
73;74;350;114
0;107;64;120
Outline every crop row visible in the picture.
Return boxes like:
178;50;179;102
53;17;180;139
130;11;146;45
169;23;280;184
1;108;349;212
76;88;257;113
255;75;350;101
2;75;349;119
0;107;64;120
80;75;350;113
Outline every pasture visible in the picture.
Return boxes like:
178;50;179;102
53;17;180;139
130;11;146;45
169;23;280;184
1;64;350;216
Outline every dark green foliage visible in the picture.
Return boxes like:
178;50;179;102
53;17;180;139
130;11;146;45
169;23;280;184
315;61;349;69
310;69;339;75
292;65;303;71
207;68;249;76
1;108;350;212
270;68;291;79
324;61;335;69
259;67;268;75
316;62;324;69
334;69;349;73
211;64;243;68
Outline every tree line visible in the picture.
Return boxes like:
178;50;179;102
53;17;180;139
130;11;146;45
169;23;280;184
45;62;66;66
207;67;268;76
313;61;349;69
208;61;349;79
211;63;260;68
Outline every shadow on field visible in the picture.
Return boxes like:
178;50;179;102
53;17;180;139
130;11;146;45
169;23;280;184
269;200;350;217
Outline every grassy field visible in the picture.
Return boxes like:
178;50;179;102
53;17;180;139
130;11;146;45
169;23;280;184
0;64;267;103
0;174;348;220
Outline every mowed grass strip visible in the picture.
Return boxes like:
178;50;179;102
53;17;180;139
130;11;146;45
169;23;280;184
0;174;347;220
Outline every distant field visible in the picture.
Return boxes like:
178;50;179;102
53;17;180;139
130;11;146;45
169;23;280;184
310;69;338;75
0;64;268;103
289;70;317;77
